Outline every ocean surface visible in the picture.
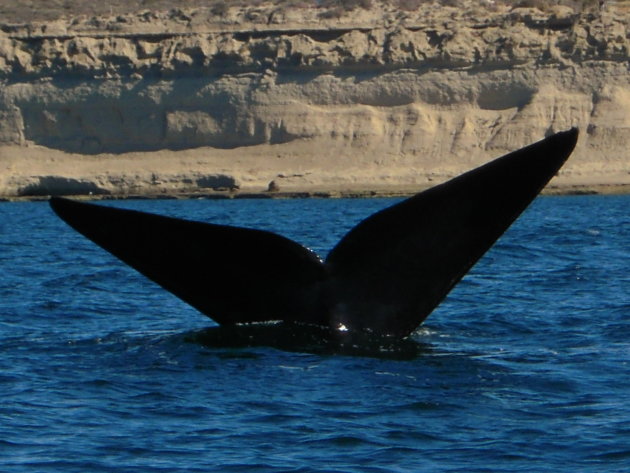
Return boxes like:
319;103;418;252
1;195;628;472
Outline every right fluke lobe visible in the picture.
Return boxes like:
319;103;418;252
325;128;579;337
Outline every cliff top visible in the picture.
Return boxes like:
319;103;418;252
0;0;622;37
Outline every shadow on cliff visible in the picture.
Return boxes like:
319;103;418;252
20;77;301;154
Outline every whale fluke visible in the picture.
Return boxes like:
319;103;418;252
49;197;328;327
50;128;578;338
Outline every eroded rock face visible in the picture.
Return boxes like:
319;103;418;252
1;1;629;197
16;176;110;197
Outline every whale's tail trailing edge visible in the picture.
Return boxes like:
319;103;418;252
50;128;578;339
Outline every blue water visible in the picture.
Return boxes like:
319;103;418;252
1;195;629;472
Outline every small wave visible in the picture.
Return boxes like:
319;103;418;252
299;433;383;449
586;449;630;461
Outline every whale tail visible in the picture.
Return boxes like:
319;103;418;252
50;128;578;338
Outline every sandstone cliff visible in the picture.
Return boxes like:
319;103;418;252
1;1;629;198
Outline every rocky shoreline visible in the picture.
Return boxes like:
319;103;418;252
3;180;628;203
1;1;629;198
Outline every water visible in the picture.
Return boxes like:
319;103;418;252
1;195;629;472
